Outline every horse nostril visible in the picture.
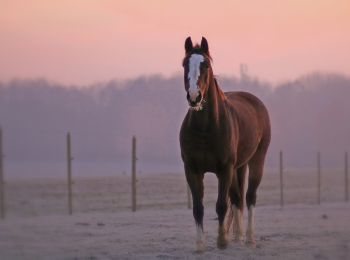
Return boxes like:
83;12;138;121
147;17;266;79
186;92;190;101
195;92;202;103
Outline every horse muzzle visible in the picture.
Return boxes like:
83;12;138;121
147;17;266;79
187;91;202;108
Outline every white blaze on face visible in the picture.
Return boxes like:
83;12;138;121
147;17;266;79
188;54;204;102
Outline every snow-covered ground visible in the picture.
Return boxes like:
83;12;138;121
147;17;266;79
0;171;349;259
1;203;349;259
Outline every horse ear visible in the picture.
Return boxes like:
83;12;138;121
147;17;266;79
185;37;193;53
200;37;209;55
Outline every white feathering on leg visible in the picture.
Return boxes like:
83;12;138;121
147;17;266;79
232;205;244;242
196;225;206;252
246;205;256;245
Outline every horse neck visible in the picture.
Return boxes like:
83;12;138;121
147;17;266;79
189;74;225;132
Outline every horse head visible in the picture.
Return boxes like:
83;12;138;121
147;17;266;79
182;37;213;111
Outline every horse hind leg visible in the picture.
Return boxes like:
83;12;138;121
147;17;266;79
246;145;268;246
229;165;247;243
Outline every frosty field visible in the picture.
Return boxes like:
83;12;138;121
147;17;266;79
0;170;349;259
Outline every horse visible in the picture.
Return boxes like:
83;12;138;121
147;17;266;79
179;37;271;251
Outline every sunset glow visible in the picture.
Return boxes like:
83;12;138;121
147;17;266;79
1;0;349;85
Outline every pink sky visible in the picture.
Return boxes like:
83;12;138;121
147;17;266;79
0;0;349;85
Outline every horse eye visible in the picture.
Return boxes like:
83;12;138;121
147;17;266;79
202;63;209;70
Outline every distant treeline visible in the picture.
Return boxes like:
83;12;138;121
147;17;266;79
0;72;349;171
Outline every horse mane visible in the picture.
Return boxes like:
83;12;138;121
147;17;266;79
213;77;226;101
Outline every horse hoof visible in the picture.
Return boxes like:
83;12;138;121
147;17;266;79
246;238;256;248
196;240;206;253
217;235;228;249
233;235;244;244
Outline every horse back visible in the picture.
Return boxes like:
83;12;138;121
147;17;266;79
225;91;269;126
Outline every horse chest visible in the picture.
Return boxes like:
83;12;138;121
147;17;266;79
182;133;232;172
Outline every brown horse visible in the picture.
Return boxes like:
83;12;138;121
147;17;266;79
180;37;271;251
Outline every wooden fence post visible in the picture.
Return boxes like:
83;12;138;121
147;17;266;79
187;184;192;209
317;151;321;205
279;150;284;208
67;132;73;215
0;128;5;219
131;136;137;212
345;151;349;202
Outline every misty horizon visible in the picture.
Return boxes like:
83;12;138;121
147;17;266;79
1;71;349;178
4;69;350;93
1;68;350;89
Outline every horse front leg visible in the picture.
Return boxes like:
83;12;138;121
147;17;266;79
185;168;205;252
216;165;233;249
